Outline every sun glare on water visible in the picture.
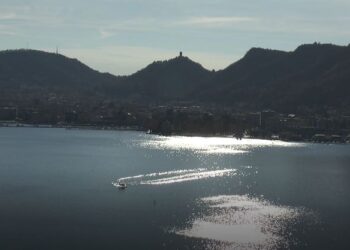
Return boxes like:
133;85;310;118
138;135;304;155
174;195;317;250
111;135;314;249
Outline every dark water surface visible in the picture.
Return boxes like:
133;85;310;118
0;128;349;249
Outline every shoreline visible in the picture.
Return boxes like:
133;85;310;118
0;122;143;131
1;122;349;145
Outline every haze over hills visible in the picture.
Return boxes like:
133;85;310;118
1;43;350;112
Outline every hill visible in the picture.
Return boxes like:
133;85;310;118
0;49;120;102
195;43;350;112
116;54;214;102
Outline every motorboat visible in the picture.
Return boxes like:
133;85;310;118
117;182;127;190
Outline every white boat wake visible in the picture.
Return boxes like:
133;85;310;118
112;168;236;187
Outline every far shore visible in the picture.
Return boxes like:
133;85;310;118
0;122;142;131
1;121;349;145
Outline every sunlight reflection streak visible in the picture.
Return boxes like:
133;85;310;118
139;136;305;155
175;195;316;249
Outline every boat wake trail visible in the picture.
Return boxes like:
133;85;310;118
112;168;236;187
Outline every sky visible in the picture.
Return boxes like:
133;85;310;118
1;0;350;75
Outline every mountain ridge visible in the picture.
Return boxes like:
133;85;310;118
195;43;350;111
1;43;350;112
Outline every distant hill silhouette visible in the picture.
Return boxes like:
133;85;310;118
1;44;350;112
116;55;214;102
196;43;350;112
0;49;119;95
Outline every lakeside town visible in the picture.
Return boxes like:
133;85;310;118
1;101;350;144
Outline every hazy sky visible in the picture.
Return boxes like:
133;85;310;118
1;0;350;75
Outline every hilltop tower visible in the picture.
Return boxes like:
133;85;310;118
179;51;183;57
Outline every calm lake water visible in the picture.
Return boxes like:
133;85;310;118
0;128;350;250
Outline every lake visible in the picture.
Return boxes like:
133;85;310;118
0;128;349;250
